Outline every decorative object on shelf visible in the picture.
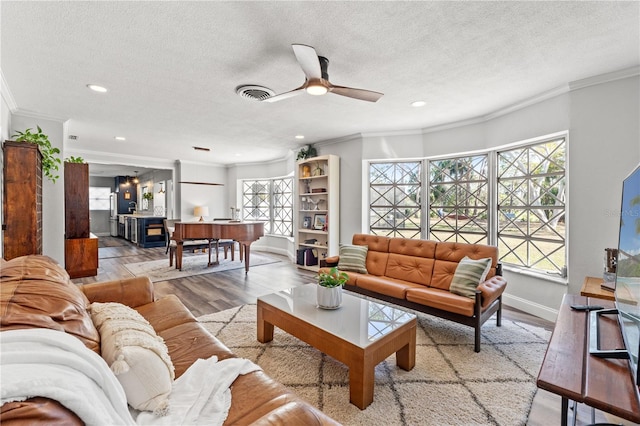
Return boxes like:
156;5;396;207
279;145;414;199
303;216;312;229
11;126;62;183
315;199;325;211
304;238;317;244
296;144;317;161
194;206;209;222
303;179;312;193
302;165;311;178
311;188;326;193
313;214;326;230
313;161;324;176
317;267;348;309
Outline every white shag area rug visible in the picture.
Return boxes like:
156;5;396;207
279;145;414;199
123;252;280;282
198;303;551;426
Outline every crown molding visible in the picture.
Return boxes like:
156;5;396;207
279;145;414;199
12;107;67;123
569;66;640;91
68;148;176;170
361;129;423;138
1;69;17;111
483;84;570;122
421;116;487;135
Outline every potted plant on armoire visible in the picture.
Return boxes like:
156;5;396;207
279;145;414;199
64;158;98;278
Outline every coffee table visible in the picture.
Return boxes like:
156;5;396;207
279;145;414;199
257;284;417;409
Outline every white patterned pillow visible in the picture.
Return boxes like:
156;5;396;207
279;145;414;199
90;302;174;415
449;256;492;299
337;244;368;274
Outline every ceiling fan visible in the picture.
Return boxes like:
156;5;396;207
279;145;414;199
263;44;383;103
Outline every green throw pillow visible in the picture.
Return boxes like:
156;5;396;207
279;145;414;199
449;256;492;299
337;244;368;274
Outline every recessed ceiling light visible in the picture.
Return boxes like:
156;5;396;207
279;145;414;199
411;100;426;107
114;136;126;141
87;84;108;93
295;135;305;140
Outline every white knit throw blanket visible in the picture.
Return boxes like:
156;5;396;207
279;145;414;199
1;329;261;426
1;328;135;425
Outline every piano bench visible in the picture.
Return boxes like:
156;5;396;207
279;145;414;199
169;240;236;267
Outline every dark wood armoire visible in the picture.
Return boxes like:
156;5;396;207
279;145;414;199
64;162;98;278
2;141;43;260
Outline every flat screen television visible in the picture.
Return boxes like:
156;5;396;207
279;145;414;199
615;162;640;391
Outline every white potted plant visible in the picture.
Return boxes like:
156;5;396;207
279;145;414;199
317;267;348;309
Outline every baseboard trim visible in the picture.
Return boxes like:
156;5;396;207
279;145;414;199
252;245;295;263
502;293;559;323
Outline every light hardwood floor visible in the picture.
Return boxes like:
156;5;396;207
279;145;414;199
74;236;632;425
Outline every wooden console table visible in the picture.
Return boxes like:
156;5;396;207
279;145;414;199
537;294;640;425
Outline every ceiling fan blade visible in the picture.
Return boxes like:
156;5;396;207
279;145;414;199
262;86;306;103
329;85;383;102
292;44;322;80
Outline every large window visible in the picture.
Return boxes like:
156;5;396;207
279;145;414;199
429;155;489;244
241;177;293;237
369;162;421;238
497;138;566;275
89;187;111;210
368;135;567;276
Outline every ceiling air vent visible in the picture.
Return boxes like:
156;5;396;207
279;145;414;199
68;135;78;140
236;85;275;101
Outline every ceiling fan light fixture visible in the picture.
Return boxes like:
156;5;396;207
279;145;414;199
306;84;328;96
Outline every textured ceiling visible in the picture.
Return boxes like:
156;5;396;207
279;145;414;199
2;1;639;169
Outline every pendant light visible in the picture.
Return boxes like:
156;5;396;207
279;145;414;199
133;171;139;184
158;182;165;194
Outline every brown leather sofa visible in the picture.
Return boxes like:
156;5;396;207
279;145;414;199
324;234;507;352
0;255;338;425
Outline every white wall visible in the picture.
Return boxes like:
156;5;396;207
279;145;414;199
0;83;12;259
10;114;66;264
177;161;228;221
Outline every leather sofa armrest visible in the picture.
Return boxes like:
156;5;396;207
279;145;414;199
324;256;339;267
477;275;507;310
81;277;154;308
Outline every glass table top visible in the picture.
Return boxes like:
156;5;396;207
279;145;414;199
258;284;416;349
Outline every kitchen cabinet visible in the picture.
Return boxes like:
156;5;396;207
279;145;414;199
137;216;166;248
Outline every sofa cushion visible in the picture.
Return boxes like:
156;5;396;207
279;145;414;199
0;255;101;353
406;287;476;317
337;244;368;274
134;294;197;333
431;242;498;290
388;238;437;258
90;302;174;414
449;256;493;298
352;234;390;276
355;275;424;299
158;321;236;378
385;254;434;286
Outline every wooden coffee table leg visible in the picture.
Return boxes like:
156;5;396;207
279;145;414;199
396;329;416;370
349;357;375;410
257;304;274;343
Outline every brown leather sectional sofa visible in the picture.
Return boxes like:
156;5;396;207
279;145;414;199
324;234;507;352
0;255;338;425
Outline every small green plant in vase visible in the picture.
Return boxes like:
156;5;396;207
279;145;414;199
143;192;154;201
317;267;348;309
318;267;348;288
